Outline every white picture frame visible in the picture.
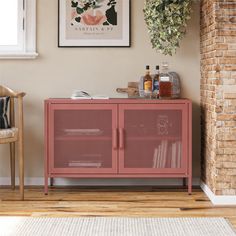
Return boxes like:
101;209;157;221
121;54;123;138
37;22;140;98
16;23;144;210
58;0;131;47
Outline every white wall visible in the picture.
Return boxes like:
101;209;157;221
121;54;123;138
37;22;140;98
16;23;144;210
0;0;200;182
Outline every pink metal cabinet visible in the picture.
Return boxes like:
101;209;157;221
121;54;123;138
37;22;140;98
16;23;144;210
44;99;192;195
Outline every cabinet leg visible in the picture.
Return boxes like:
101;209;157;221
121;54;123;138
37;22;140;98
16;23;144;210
44;176;48;195
188;176;192;195
50;178;54;187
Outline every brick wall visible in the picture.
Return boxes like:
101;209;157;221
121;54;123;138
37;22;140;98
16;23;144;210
200;0;236;195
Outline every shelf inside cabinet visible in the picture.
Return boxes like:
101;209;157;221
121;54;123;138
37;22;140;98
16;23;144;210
55;135;112;141
127;136;181;141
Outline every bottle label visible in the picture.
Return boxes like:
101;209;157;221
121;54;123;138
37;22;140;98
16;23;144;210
161;76;170;82
144;81;152;92
153;80;159;91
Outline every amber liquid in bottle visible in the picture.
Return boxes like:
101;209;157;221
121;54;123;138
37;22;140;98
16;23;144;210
159;81;172;98
144;65;153;97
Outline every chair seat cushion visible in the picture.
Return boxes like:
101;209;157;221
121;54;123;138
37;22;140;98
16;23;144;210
0;128;18;139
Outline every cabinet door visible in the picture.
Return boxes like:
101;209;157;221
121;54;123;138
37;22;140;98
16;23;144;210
49;104;118;174
118;104;188;174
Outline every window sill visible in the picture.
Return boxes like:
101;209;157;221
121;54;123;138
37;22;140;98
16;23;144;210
0;52;39;59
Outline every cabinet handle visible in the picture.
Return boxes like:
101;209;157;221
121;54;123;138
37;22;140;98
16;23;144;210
119;128;124;149
112;129;118;150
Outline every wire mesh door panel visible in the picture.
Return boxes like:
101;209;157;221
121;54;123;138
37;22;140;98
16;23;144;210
118;104;188;174
49;104;118;174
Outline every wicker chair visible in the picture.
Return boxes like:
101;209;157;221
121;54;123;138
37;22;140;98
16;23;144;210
0;85;26;200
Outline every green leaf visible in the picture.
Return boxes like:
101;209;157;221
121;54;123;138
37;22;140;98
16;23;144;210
71;1;78;8
75;17;81;23
76;7;83;15
103;21;109;25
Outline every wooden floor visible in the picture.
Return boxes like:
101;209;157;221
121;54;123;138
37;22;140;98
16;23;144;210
0;186;235;229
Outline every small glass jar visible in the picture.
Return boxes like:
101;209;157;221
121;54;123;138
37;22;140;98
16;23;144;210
139;76;145;98
170;72;181;99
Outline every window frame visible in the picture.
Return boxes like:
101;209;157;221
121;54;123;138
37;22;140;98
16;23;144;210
0;0;38;59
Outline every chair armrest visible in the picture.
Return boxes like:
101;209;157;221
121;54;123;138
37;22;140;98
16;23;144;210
16;92;26;98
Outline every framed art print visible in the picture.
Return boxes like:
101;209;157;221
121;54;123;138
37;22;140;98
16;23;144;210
58;0;131;47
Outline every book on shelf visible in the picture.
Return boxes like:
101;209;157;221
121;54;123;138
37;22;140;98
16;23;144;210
62;128;104;136
152;148;158;168
68;160;102;168
177;141;182;168
71;90;109;100
152;140;182;169
171;142;177;168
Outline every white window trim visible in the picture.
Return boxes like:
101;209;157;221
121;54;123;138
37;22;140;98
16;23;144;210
0;0;38;59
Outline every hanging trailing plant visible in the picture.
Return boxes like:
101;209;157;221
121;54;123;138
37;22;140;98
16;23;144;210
143;0;191;56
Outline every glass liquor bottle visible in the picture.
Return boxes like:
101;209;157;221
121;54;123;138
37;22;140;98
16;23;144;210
152;65;160;99
143;65;152;97
159;62;172;99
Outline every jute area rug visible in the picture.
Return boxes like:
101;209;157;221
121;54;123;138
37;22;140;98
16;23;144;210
0;217;235;236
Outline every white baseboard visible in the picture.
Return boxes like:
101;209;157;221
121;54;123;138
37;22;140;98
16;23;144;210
200;181;236;206
0;177;44;186
2;178;235;205
0;177;200;187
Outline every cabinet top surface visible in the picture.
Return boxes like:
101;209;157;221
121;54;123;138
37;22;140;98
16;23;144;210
45;98;191;104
